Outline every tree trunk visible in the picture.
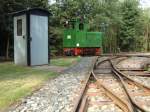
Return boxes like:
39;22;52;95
147;25;149;51
6;36;9;60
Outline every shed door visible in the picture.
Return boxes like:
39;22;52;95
14;15;27;65
30;15;48;66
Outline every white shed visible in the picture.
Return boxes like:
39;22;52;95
13;8;50;66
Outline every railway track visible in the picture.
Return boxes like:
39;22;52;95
73;56;150;112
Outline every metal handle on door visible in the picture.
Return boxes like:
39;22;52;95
29;37;32;41
23;35;25;39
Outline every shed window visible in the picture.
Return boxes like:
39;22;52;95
17;19;22;36
79;23;84;30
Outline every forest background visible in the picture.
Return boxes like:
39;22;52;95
0;0;150;58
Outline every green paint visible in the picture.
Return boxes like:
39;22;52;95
63;19;103;48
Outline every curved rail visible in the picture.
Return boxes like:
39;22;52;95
73;56;133;112
92;71;134;112
73;57;98;112
109;59;149;112
73;56;150;112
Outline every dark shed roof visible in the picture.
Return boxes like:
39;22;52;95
12;8;51;16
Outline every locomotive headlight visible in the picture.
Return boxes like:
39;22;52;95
67;35;71;39
66;21;68;24
76;43;80;47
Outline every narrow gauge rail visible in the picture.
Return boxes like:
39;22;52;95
73;56;150;112
110;58;150;111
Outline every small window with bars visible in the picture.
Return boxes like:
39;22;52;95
79;23;84;30
17;19;22;36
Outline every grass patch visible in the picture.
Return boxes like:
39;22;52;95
0;62;57;111
50;56;81;67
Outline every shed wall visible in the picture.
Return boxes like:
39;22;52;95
30;14;48;65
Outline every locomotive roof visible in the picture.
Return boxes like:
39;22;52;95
68;18;88;23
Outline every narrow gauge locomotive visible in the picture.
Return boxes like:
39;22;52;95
63;19;103;56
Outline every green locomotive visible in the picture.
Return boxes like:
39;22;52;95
63;18;103;56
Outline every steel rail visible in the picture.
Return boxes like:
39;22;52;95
73;56;128;112
100;53;150;58
73;57;98;112
72;73;90;112
96;56;148;112
92;71;134;112
96;56;119;67
110;57;150;90
95;56;136;112
109;59;148;112
73;56;149;112
112;69;140;112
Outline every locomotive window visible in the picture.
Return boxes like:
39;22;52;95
79;23;84;30
71;23;75;29
17;19;22;36
68;22;75;29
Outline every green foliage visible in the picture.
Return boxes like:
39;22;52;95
49;0;150;53
0;0;48;32
140;8;150;51
119;0;141;51
96;0;122;53
50;0;122;53
0;62;57;111
1;0;150;56
0;0;49;57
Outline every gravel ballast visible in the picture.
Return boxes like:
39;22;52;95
10;57;96;112
117;57;150;69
